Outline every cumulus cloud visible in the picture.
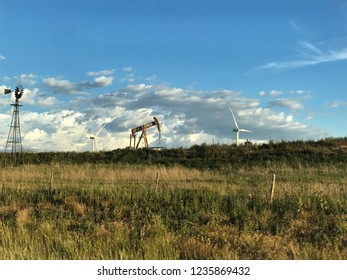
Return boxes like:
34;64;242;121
0;76;323;151
43;75;113;94
93;76;113;87
86;83;320;147
24;128;48;142
18;110;88;151
38;96;58;106
43;77;75;93
0;54;5;60
21;88;39;104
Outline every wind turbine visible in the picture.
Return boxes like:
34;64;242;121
229;107;252;146
85;117;116;152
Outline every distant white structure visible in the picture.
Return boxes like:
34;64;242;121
229;107;252;146
85;117;116;152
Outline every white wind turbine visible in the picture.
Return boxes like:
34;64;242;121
229;107;252;146
85;117;116;152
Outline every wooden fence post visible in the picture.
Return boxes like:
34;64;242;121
270;173;276;204
155;172;160;192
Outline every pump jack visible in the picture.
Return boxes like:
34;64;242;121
130;117;161;149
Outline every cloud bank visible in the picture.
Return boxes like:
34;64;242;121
0;71;324;152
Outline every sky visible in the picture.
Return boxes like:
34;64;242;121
0;0;346;152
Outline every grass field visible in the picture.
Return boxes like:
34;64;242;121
0;140;346;259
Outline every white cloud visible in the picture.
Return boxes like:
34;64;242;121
268;98;304;110
37;96;58;106
269;90;283;96
86;69;114;76
289;90;306;95
21;88;38;104
300;41;323;55
126;83;153;93
259;90;283;97
0;54;5;60
43;75;113;94
43;77;75;93
16;73;37;86
327;100;347;108
24;128;48;142
93;76;113;87
18;110;88;151
260;45;347;70
123;66;133;73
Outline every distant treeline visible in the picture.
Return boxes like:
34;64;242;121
3;137;347;169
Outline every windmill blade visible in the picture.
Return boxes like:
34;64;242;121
239;129;252;133
110;115;117;122
95;116;117;137
95;122;108;137
229;107;239;129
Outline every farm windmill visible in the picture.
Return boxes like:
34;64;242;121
85;117;116;152
229;107;252;146
3;84;24;165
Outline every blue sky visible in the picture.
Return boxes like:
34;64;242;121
0;0;346;151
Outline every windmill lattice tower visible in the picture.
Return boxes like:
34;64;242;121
4;85;24;166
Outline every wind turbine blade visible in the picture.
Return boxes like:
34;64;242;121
239;129;252;133
229;107;239;129
95;122;108;136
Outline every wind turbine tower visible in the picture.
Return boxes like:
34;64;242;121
229;107;252;146
4;85;24;165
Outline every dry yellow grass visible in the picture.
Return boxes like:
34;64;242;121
0;162;345;260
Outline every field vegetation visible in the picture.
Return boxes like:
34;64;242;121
0;138;346;259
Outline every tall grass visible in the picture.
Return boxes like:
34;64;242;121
0;161;345;260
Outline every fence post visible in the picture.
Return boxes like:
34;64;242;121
155;172;160;192
270;173;276;204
